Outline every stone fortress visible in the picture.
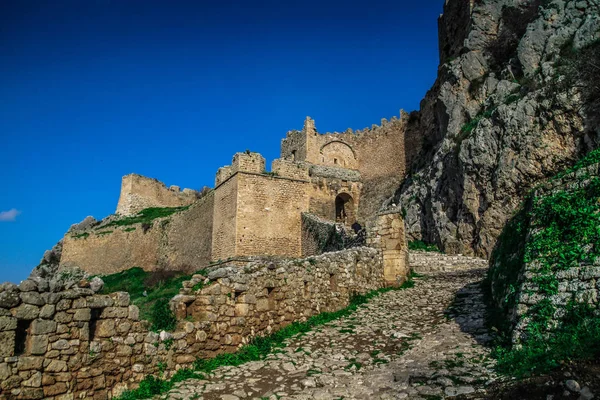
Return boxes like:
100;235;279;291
60;114;422;284
0;115;422;399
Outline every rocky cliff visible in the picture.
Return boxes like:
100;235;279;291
394;0;600;257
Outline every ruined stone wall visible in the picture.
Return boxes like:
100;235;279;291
307;177;361;224
116;174;198;216
234;173;309;258
367;211;410;286
489;162;600;344
61;226;162;275
300;213;341;257
60;194;215;275
0;248;388;399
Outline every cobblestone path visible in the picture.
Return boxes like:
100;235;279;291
161;253;501;399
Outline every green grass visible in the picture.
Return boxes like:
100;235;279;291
71;232;90;239
408;240;441;253
104;206;190;228
114;273;420;400
100;267;207;331
96;230;113;236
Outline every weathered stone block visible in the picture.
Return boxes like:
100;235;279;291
30;319;57;335
20;292;45;306
111;292;130;307
0;315;17;331
39;304;56;319
17;356;44;371
45;359;67;373
94;319;116;338
44;382;68;396
29;335;49;355
73;308;91;321
100;307;128;318
0;330;15;357
18;280;38;292
87;295;114;308
56;299;72;311
54;312;73;323
128;305;140;320
51;339;70;350
72;298;87;309
12;304;40;320
23;371;42;387
256;298;270;312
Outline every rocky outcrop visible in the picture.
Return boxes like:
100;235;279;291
393;0;600;257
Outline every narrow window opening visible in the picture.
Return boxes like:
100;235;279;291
15;320;32;356
291;150;297;161
89;308;103;341
334;158;338;165
329;273;338;292
303;281;309;298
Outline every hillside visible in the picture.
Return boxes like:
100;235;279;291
395;0;600;257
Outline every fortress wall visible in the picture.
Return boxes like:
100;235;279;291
231;152;266;175
215;166;233;187
116;174;198;216
234;173;309;258
281;130;308;162
60;226;163;275
0;248;389;399
60;196;216;275
161;192;215;271
307;178;362;223
271;159;310;181
211;175;239;261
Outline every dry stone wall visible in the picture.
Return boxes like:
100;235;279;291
0;248;386;399
489;162;600;344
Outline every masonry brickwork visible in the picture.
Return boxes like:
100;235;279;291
0;248;391;399
116;174;198;216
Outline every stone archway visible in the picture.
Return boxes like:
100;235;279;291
335;193;355;225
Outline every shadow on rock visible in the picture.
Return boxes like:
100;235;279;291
443;268;496;347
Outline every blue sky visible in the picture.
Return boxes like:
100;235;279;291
0;0;443;283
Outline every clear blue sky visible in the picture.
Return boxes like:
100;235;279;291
0;0;443;283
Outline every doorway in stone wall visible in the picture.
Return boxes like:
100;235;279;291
335;193;355;225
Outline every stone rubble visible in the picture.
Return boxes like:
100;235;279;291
159;255;500;399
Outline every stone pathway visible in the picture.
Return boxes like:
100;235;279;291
160;253;501;399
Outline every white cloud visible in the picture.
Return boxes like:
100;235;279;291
0;209;21;222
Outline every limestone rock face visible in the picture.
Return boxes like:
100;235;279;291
394;0;600;257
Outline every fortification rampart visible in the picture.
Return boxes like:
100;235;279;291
116;174;198;217
0;248;388;399
61;192;215;275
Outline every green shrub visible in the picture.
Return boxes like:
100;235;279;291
100;267;207;331
150;299;177;332
408;240;441;253
104;206;190;228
